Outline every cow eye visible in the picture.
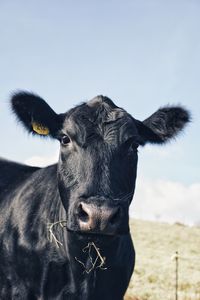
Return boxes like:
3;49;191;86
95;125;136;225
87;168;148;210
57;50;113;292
131;141;139;151
61;135;71;145
124;137;139;152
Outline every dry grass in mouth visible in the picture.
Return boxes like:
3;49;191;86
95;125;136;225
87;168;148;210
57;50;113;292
75;242;107;274
47;220;107;274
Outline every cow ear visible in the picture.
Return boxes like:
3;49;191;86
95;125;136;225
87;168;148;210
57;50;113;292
11;91;62;138
136;106;191;145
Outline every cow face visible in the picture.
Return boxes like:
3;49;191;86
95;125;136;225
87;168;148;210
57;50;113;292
57;96;139;235
11;92;190;236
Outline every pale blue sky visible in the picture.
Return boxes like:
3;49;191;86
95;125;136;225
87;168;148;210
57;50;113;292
0;0;199;188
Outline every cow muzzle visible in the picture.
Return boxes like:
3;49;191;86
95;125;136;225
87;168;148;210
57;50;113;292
74;201;127;235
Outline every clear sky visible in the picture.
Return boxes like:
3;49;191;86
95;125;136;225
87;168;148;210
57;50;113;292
0;0;200;224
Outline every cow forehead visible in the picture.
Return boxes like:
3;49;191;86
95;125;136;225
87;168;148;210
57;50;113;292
62;96;138;144
87;95;118;109
67;95;131;124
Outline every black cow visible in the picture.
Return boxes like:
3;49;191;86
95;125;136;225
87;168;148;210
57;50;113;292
0;92;190;300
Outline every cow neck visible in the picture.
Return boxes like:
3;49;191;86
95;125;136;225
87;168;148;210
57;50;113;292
43;173;68;257
58;201;68;256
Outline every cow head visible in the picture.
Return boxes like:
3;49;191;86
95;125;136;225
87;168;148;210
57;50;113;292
11;92;190;236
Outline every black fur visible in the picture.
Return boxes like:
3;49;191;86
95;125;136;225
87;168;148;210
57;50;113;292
137;106;191;144
11;92;61;137
0;92;190;299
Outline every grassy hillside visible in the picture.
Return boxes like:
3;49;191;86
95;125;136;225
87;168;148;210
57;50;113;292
125;219;200;300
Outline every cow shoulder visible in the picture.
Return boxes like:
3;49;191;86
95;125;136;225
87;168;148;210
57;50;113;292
0;158;40;200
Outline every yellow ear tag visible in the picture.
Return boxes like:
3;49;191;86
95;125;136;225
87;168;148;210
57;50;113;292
32;122;49;135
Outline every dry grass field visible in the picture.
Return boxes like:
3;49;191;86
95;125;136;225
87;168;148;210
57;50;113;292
125;219;200;300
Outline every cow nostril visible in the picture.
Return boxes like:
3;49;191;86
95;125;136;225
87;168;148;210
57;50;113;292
77;203;89;222
109;207;121;225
